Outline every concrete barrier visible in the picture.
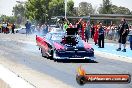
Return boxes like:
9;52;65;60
0;65;35;88
0;79;11;88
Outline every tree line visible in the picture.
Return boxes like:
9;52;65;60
1;0;132;24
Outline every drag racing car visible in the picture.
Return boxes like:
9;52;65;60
36;28;94;61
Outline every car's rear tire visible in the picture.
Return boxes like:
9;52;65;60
48;49;54;60
41;48;47;58
41;48;54;60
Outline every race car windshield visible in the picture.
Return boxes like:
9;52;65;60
66;35;82;40
51;33;65;41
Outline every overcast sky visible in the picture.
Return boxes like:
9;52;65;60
0;0;132;16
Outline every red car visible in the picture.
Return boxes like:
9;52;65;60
36;28;95;61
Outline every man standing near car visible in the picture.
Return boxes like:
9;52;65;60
116;19;129;52
85;21;90;42
98;22;105;48
25;20;31;35
91;24;95;39
12;23;15;34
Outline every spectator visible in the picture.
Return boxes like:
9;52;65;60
113;26;119;41
12;23;15;34
85;21;90;42
42;24;46;34
116;19;129;52
45;23;49;33
82;20;86;40
128;26;132;50
93;25;99;45
69;23;73;28
108;25;113;40
91;24;95;39
36;24;41;35
112;24;117;41
113;24;121;41
63;18;69;31
3;22;7;34
105;26;109;39
5;23;10;34
63;21;69;31
31;25;35;33
98;23;105;48
25;20;31;35
77;20;82;37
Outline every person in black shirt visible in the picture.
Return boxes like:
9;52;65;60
12;24;15;34
91;24;95;39
98;23;105;48
116;19;129;52
85;21;90;42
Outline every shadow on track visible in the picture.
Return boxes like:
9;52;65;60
53;59;98;63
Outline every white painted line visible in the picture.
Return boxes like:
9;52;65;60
0;65;35;88
95;51;132;63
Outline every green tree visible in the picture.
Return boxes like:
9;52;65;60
25;0;74;24
48;0;74;16
13;3;25;24
111;5;119;14
0;15;16;23
118;6;131;14
78;2;94;16
25;0;50;24
48;0;65;17
98;0;112;14
98;0;132;15
7;16;17;23
111;5;131;15
13;4;25;17
67;0;74;16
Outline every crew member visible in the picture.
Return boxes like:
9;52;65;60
77;19;82;37
12;23;15;34
63;17;69;31
64;21;69;31
82;20;87;40
85;21;90;42
69;23;73;28
25;20;31;35
128;29;132;50
98;23;105;48
94;24;99;45
116;19;129;52
91;24;95;39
